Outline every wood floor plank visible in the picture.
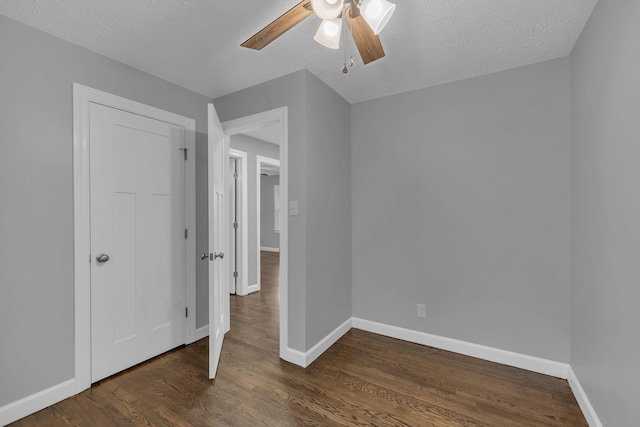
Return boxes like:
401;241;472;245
10;251;588;426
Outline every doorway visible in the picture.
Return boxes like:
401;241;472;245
73;84;197;392
221;107;291;361
256;156;280;293
228;149;248;296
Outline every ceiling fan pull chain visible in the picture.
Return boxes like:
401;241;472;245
344;4;354;70
342;16;349;74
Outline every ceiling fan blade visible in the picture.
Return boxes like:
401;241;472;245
344;6;385;64
241;0;314;50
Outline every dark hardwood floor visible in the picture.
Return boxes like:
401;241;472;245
12;251;587;426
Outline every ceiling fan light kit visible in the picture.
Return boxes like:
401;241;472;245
314;18;343;49
241;0;395;66
311;0;345;20
359;0;396;35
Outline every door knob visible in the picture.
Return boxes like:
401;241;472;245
96;253;110;263
201;252;224;261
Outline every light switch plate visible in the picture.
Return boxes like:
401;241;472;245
289;200;299;216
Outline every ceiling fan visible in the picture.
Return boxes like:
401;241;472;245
241;0;396;65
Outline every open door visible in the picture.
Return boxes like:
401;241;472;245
208;103;226;379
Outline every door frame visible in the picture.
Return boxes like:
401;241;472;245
255;155;280;294
229;149;249;296
221;107;289;361
72;84;196;393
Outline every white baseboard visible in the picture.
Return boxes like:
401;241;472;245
0;379;75;426
287;317;570;378
351;318;570;379
260;246;280;253
280;318;352;368
280;347;307;367
195;325;209;341
567;367;603;427
304;318;352;367
247;284;260;294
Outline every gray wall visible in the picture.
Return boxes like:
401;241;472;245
570;0;640;425
260;175;281;250
351;58;572;362
304;74;352;348
215;70;352;351
229;134;279;286
0;15;210;406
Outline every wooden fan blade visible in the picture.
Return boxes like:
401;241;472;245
344;6;385;64
241;0;314;50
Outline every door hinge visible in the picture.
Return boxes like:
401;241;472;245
179;147;187;160
185;307;188;318
185;228;188;239
233;222;238;229
233;271;238;278
233;172;238;180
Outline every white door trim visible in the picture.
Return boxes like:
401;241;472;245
229;149;249;296
221;107;289;362
255;155;280;294
72;84;196;393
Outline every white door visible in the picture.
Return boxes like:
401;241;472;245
229;157;237;295
90;103;186;383
208;103;227;378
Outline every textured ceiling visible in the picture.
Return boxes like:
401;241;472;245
0;0;598;104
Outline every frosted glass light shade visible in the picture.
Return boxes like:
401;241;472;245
314;18;342;49
311;0;344;20
360;0;395;35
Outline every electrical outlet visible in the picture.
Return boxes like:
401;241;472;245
417;303;426;318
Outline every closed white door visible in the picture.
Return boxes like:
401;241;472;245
208;103;227;379
90;102;186;383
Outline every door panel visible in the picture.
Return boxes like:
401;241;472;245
90;103;186;383
113;192;137;343
151;194;173;330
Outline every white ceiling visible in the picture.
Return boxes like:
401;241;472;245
0;0;598;104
